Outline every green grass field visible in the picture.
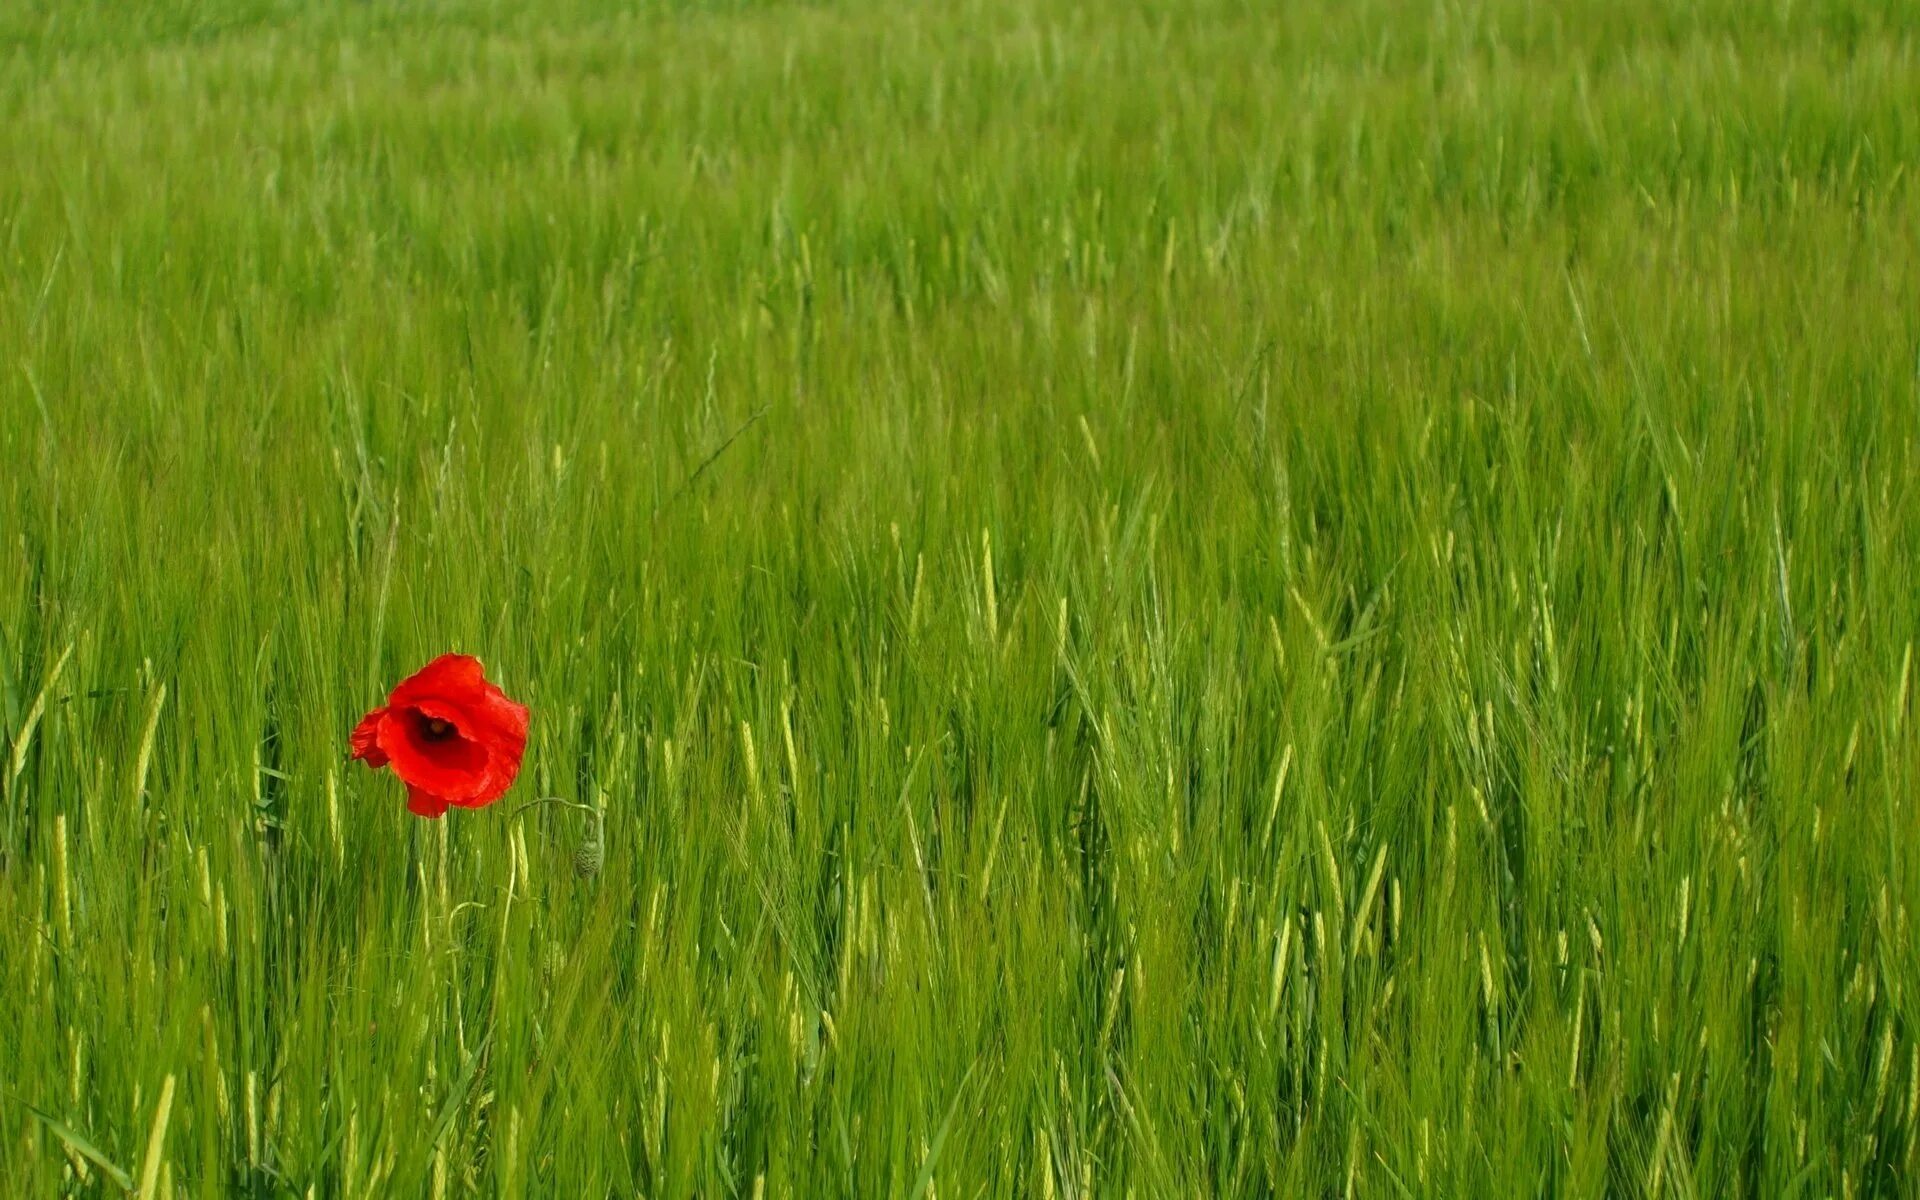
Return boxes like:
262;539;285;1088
3;0;1919;1194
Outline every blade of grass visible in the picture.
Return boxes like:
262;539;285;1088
13;1094;135;1192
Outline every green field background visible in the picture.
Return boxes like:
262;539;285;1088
3;0;1919;1194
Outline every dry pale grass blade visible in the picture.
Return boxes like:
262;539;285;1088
131;681;167;806
6;642;72;790
136;1075;176;1200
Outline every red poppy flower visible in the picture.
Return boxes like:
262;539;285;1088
349;654;529;818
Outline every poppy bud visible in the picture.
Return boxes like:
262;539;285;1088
574;809;605;878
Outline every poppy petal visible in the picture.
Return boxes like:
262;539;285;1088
407;784;451;818
387;654;488;707
377;707;493;802
389;654;529;751
450;742;522;809
349;708;390;767
471;689;531;746
353;654;529;817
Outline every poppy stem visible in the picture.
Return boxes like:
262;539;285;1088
508;796;597;821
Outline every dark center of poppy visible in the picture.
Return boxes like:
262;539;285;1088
420;716;457;742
